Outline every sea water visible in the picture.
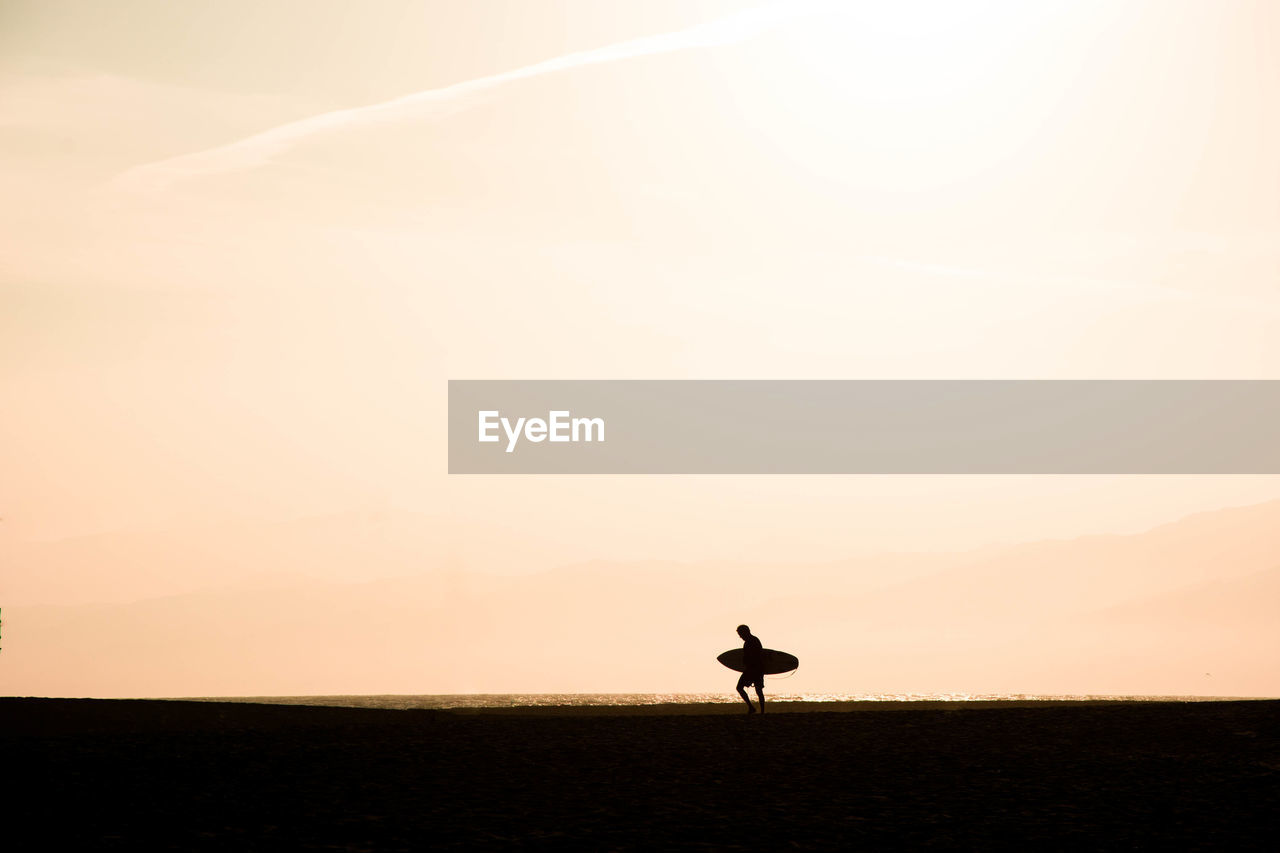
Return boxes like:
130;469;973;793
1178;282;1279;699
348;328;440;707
185;693;1250;710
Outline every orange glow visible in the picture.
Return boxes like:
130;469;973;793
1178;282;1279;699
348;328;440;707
2;1;1278;698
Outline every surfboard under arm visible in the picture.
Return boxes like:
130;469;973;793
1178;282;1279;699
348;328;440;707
717;648;799;675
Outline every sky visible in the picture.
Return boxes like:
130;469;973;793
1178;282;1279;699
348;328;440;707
2;0;1279;696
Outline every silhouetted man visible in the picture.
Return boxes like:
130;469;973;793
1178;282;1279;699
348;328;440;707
736;624;765;714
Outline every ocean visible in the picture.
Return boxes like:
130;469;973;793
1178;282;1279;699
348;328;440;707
184;693;1252;710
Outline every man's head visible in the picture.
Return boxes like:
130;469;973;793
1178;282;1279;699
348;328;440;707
737;624;751;639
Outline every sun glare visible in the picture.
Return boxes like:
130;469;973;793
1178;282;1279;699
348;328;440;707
698;0;1108;197
788;0;1082;94
717;0;1089;111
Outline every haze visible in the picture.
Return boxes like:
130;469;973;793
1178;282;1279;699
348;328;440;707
2;1;1278;697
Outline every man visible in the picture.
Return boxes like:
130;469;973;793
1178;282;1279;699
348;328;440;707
735;624;765;714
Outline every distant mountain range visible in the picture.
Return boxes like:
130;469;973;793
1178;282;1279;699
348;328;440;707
3;500;1277;698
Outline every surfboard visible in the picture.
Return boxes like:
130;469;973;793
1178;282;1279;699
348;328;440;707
717;648;799;675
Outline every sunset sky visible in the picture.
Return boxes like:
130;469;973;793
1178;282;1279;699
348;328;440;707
3;1;1278;697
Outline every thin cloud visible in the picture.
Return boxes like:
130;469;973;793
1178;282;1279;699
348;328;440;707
112;2;804;193
865;256;991;280
863;255;1189;301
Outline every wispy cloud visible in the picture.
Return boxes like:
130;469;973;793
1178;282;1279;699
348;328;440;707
863;254;1190;302
864;256;991;280
112;3;802;193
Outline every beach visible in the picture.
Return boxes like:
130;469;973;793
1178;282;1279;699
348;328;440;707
6;697;1277;849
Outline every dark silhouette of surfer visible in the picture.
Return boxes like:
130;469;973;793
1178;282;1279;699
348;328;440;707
736;624;765;714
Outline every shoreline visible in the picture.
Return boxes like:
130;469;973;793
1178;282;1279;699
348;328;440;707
5;695;1278;726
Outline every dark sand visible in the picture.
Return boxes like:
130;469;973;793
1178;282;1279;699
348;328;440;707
6;698;1277;849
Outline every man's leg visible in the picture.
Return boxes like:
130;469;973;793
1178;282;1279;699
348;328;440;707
736;674;756;713
755;683;765;714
